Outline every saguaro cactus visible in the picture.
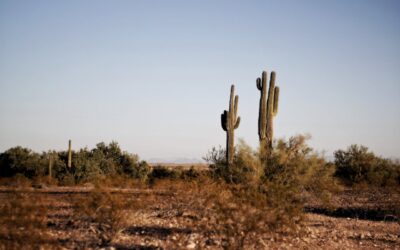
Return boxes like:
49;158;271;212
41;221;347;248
257;71;279;163
48;154;53;179
221;85;241;165
68;140;72;168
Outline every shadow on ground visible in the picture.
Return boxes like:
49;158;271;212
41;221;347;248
305;206;399;222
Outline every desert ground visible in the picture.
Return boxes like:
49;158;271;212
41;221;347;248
0;183;399;250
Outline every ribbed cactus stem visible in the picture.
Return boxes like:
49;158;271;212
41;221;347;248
257;71;279;164
48;154;53;179
221;85;240;166
67;140;72;168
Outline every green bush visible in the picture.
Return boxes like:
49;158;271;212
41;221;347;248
180;166;201;180
120;153;150;180
0;141;150;185
334;144;400;186
267;135;337;205
149;166;181;181
205;135;337;207
204;140;263;184
0;147;42;178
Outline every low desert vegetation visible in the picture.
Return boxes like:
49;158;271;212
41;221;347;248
0;191;50;249
1;138;398;189
0;136;399;249
334;144;400;187
0;141;150;185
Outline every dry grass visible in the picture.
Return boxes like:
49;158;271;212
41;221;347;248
72;184;139;247
0;179;398;249
147;177;304;249
0;192;50;249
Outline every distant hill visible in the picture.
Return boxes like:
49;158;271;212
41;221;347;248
146;157;205;165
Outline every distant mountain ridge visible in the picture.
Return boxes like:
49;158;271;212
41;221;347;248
146;157;205;164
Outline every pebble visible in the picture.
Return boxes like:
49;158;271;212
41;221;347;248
186;242;196;249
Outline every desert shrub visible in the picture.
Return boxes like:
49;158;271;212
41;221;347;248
180;166;201;180
169;178;302;250
200;137;331;248
0;147;42;178
120;153;150;180
0;141;149;185
71;142;150;183
334;144;400;186
202;134;337;247
72;148;103;183
73;186;132;247
149;166;181;181
204;140;262;184
267;135;338;198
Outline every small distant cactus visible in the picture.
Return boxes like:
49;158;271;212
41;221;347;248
68;140;72;168
257;71;279;163
221;85;241;165
48;154;53;179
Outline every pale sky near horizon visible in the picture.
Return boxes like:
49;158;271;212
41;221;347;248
0;0;399;161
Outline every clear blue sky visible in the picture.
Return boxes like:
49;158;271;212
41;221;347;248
1;0;399;160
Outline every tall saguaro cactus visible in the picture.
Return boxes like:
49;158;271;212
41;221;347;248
67;140;72;168
257;71;279;163
221;85;241;165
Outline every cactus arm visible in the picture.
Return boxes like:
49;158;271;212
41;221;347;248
234;116;241;129
221;110;228;131
234;95;239;119
256;78;262;90
273;86;279;116
266;72;276;124
228;85;235;129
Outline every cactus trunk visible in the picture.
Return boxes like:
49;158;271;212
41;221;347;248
48;154;53;179
221;85;240;166
67;140;72;168
257;71;279;164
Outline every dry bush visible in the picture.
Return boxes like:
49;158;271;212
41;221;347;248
152;177;302;250
268;135;339;206
200;183;283;249
197;135;338;248
72;186;135;247
205;140;263;184
0;192;49;249
0;174;32;188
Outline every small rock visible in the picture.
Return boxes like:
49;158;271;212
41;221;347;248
186;242;196;249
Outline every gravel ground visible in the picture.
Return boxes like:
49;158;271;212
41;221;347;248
0;186;399;249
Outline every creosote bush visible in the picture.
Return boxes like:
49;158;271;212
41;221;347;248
267;135;338;202
204;135;337;243
204;140;263;184
0;141;150;185
334;144;400;186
